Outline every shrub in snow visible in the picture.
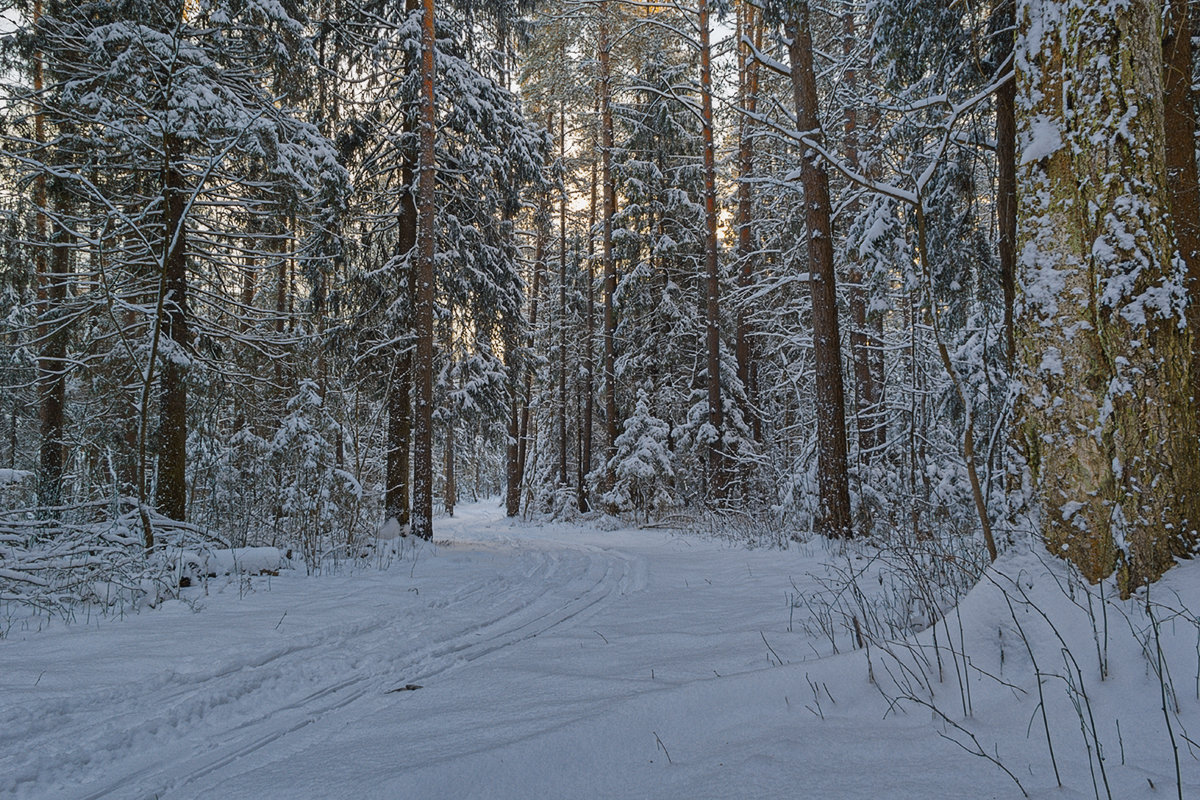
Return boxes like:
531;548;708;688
266;379;367;573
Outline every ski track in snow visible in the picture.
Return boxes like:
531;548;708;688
6;501;1200;800
2;505;645;799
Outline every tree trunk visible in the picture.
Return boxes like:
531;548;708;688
516;213;546;500
506;394;521;516
411;0;436;541
385;43;418;526
156;138;189;524
600;4;618;500
1164;0;1200;426
995;0;1017;367
788;4;853;538
385;351;412;527
1014;0;1200;592
735;0;762;446
699;0;724;499
842;8;882;466
444;417;456;517
558;104;569;489
581;149;598;512
32;0;67;512
37;188;70;512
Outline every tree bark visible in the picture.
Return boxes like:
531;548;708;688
698;0;725;499
558;104;569;489
1164;0;1200;426
1014;0;1200;592
735;1;762;446
385;350;412;526
506;393;521;516
37;188;70;512
580;146;598;512
516;220;545;502
385;14;418;525
32;0;68;512
411;0;436;541
995;0;1017;367
156;136;189;524
842;8;883;466
600;4;618;500
788;3;853;538
444;416;456;517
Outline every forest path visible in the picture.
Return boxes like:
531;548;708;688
0;501;1024;800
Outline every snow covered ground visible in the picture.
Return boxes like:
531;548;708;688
2;500;1199;799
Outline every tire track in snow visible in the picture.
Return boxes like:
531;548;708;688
3;555;553;799
42;540;640;800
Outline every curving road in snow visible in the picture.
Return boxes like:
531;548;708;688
6;501;1193;799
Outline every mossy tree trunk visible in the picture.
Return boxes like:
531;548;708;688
1014;0;1200;592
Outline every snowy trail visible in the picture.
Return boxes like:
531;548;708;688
5;501;1198;799
80;537;640;800
2;504;658;799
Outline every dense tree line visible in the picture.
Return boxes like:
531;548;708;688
1;0;1198;605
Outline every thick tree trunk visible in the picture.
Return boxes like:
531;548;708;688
156;142;189;524
1014;0;1200;592
411;0;436;541
788;5;853;538
1163;0;1200;424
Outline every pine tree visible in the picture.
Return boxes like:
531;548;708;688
787;1;853;538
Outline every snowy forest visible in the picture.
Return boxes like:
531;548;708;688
3;0;1200;798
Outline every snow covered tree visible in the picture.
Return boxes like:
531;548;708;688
605;389;674;521
1;0;347;541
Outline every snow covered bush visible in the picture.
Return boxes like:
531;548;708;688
267;380;367;574
603;390;675;522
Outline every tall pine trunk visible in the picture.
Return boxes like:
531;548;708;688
788;3;852;538
385;28;418;526
156;136;189;525
600;5;618;501
698;0;724;499
33;0;68;512
558;104;569;490
411;0;436;541
995;0;1017;366
842;8;882;466
580;151;598;512
735;0;762;446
